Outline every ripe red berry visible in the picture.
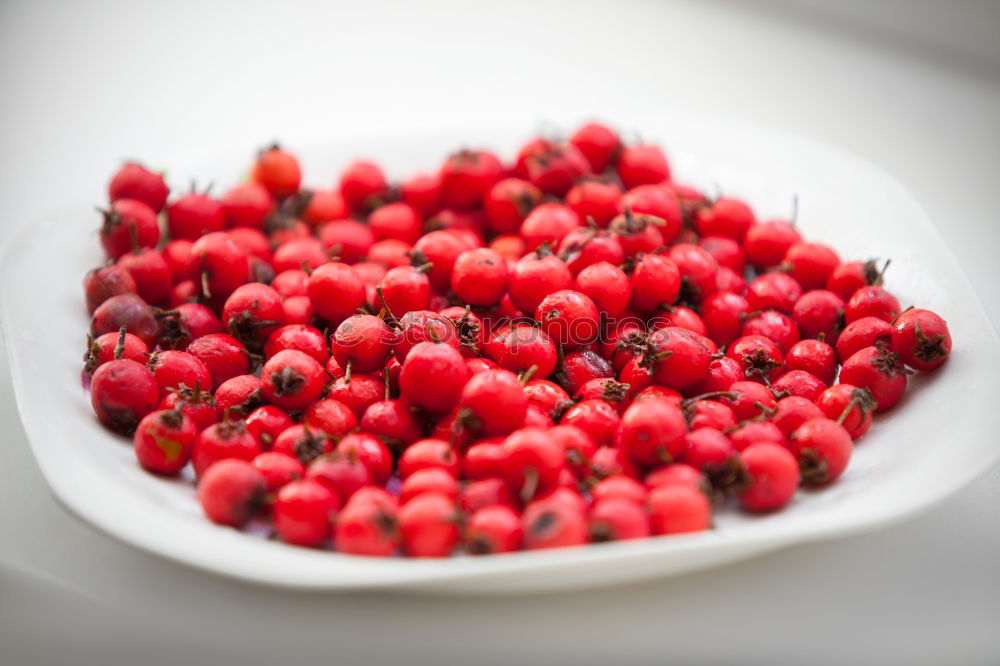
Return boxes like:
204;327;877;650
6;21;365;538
221;282;284;348
339;160;387;212
629;253;681;314
696;197;755;240
558;227;625;276
100;199;160;260
839;344;909;412
185;333;250;390
641;326;712;390
465;505;523;554
817;384;876;439
213;374;264;419
159;383;217;431
84;265;138;314
331;314;394;375
359;400;422;456
845;285;901;324
647;485;711;535
260;349;325;411
785;338;837;385
302;189;350;226
721;381;777;420
535;289;600;350
618;398;688;467
220;182;273;229
251;144;301;198
737;443;800;512
133;408;198;475
399;342;470;413
727;334;785;384
741;310;800;354
836;316;894;363
90;358;159;435
192;418;261;477
744;219;801;268
146;350;212;398
609;210;664;258
335;492;400;557
451;248;508;306
489;322;558;378
522;496;588;550
244;405;294;450
589;498;651;541
520;203;582;251
747;272;803;315
792;289;845;341
515;138;591;196
273;478;341;547
787;418;853;485
191;232;249;299
891;308;951;371
440;149;504;209
198;459;267;527
109;162;169;211
570;122;621;173
83;328;148;374
771;395;824;437
307;453;370;501
264;324;329;365
784;242;841;290
368;202;423;244
617;143;670;189
561;398;621;448
565;180;622;228
827;259;886;300
306;262;364;324
459;369;529;437
645;463;705;491
398;492;460;557
507;246;573;315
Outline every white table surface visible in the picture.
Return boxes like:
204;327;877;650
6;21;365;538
1;1;998;664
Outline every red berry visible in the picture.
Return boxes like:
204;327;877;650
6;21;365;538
90;358;159;435
728;420;787;452
520;203;581;251
771;395;824;437
251;145;301;198
701;291;751;348
307;262;365;324
747;272;803;315
198;459;266;527
816;384;876;439
891;308;951;371
727;334;785;385
412;229;474;290
744;219;801;268
783;242;840;290
335;493;400;557
699;234;745;273
737;443;799;512
399;342;470;413
647;485;711;535
617;398;688;468
465;505;523;554
272;236;328;273
629;254;680;314
221;282;284;348
213;374;264;419
325;374;383;419
515;138;591;196
570;122;621;173
83;329;148;374
785;339;837;385
565;180;622;228
451;248;509;306
836;316;894;364
440;149;504;209
645;463;705;491
561;399;621;448
301;189;350;226
307;453;370;501
610;210;664;258
489;322;558;378
398;492;460;557
827;259;886;300
535;289;600;350
185;333;250;390
100;199;160;260
400;172;442;217
522;497;588;550
617;143;670;189
264;324;329;365
641;327;712;390
359;401;422;456
260;349;326;411
192;419;261;477
721;381;777;420
220;182;273;229
839;344;909;412
317;220;375;263
502;427;564;501
273;479;340;547
146;350;212;398
336;431;395;486
109;162;169;211
483;177;542;234
741;310;800;354
558;227;624;276
589;498;651;541
252;451;304;493
331;314;394;375
369;202;423;244
788;417;853;485
592;474;649;505
133;408;198;475
507;246;573;314
339;160;387;212
191;232;249;298
159;384;218;432
84;264;138;314
696;197;754;240
245;405;294;450
845;285;901;324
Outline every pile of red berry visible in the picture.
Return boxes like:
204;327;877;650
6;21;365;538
82;123;952;557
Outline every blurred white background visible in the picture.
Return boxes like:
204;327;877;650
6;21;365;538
1;1;998;664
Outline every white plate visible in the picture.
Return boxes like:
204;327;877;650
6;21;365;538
3;114;999;594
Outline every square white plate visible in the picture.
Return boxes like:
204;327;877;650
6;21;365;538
3;113;998;593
